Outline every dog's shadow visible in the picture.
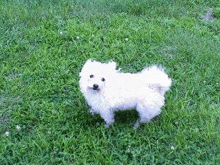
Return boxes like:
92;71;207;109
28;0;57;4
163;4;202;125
114;110;139;125
84;109;139;128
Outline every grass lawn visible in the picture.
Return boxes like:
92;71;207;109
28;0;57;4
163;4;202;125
0;0;220;164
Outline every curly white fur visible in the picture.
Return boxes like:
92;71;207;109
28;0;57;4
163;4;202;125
79;59;172;128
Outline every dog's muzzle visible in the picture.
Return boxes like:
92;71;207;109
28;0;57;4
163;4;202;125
93;84;99;90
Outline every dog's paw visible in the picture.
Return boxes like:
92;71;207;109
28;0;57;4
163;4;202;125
134;120;140;129
105;124;110;129
104;122;113;129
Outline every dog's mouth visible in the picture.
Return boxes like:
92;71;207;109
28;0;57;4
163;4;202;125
92;87;100;92
88;87;100;92
93;88;100;92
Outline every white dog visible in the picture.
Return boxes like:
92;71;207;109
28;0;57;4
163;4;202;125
79;59;172;128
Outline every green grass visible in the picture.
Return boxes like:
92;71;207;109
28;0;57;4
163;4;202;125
0;0;220;164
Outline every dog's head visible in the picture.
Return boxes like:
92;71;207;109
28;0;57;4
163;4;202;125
79;59;117;93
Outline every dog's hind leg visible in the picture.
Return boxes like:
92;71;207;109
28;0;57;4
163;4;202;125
135;103;161;128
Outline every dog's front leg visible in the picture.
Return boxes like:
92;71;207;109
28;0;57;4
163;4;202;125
99;109;115;128
89;108;96;115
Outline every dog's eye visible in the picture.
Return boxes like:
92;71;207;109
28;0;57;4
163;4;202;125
90;75;94;78
101;78;105;82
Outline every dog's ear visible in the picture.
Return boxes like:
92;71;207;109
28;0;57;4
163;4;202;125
83;59;94;69
85;59;93;65
79;59;93;77
108;61;116;70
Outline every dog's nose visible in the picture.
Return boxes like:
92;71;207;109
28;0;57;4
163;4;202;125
93;84;99;90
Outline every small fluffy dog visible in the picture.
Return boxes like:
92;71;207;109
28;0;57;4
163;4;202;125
79;59;172;128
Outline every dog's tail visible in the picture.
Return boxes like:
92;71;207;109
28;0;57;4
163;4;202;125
141;66;172;95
